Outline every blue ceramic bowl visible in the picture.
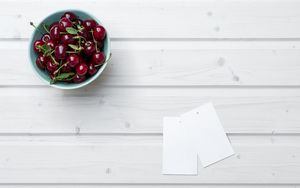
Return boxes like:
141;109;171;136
29;10;110;89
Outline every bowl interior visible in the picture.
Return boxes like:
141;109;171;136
29;10;110;89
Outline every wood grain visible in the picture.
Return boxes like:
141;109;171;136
2;41;300;86
0;186;298;188
1;186;298;188
1;87;300;134
0;135;299;184
1;0;300;39
1;0;299;186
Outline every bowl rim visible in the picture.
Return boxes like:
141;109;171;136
28;9;111;90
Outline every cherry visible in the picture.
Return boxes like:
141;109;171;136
46;60;58;73
58;17;73;31
88;63;98;75
76;63;88;76
61;63;72;73
42;34;51;42
91;52;105;65
30;12;106;84
61;34;75;45
83;41;96;56
79;56;86;63
79;29;92;40
83;20;96;31
36;55;49;69
93;25;106;41
73;74;86;83
67;54;80;67
33;40;44;53
62;12;77;21
46;40;55;50
54;44;67;60
50;24;60;41
97;41;103;48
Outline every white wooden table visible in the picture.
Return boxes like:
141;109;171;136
1;0;300;187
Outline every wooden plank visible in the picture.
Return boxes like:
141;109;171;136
1;87;300;134
2;40;300;86
0;135;299;183
0;186;298;188
1;0;300;39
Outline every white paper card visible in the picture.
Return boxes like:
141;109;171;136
180;102;234;167
162;117;197;175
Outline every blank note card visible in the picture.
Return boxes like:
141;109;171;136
180;102;234;167
162;117;197;175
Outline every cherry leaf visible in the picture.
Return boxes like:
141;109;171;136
68;44;80;51
66;27;78;35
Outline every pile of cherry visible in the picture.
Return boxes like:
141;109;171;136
32;12;106;84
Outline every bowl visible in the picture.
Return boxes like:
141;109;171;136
28;10;111;89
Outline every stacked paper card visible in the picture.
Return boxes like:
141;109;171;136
162;102;234;175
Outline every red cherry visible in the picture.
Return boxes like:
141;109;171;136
36;55;49;69
46;40;55;50
76;63;88;76
61;12;77;21
88;63;98;75
79;29;92;40
97;41;103;48
93;25;106;41
73;74;86;83
61;63;73;73
58;17;73;31
54;44;67;60
67;54;80;67
46;60;58;73
92;52;105;65
83;20;96;31
79;56;86;63
42;34;51;42
50;25;60;41
61;34;75;45
83;41;96;56
33;40;44;53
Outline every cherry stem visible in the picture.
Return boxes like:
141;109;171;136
53;61;69;75
30;22;44;35
42;23;50;34
78;35;81;49
90;30;99;53
75;35;86;41
49;50;55;55
49;54;59;65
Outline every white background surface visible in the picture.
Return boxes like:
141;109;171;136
1;0;300;187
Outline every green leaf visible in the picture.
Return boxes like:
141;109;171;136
37;44;51;55
41;44;50;51
73;36;85;40
66;27;78;35
68;44;81;51
55;72;75;81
